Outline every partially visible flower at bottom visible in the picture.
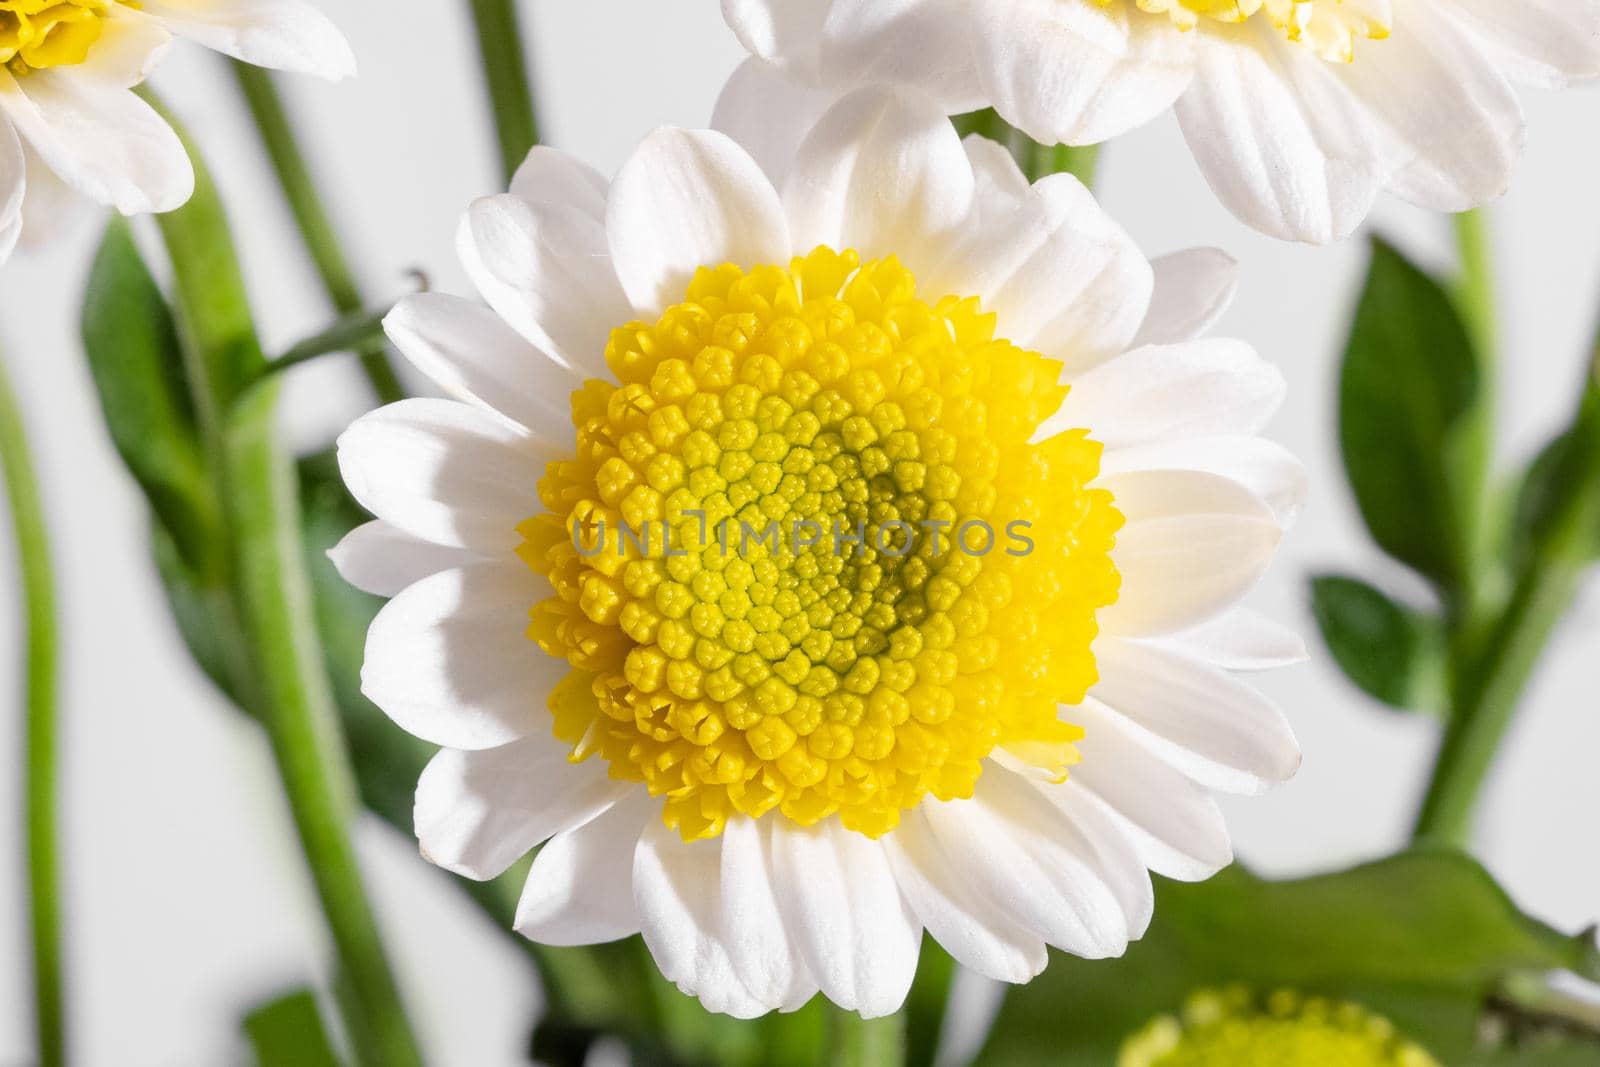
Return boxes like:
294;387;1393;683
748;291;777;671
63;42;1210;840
333;77;1307;1017
0;0;355;262
1119;987;1441;1067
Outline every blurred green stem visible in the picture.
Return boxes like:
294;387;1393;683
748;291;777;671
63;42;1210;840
0;352;65;1067
1414;353;1600;846
1023;140;1099;189
828;1007;904;1067
150;95;423;1067
230;63;405;406
222;381;423;1067
269;307;393;379
951;109;1100;189
468;0;540;182
1452;209;1497;363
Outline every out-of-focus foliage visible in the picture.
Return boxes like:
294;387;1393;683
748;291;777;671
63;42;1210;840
976;851;1600;1066
244;989;344;1067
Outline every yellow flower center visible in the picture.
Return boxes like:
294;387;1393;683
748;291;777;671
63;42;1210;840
0;0;120;74
1119;988;1442;1067
519;247;1121;841
1109;0;1391;62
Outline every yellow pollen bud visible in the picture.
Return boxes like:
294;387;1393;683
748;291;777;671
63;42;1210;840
521;247;1122;841
1119;987;1443;1067
1094;0;1390;62
1;0;124;75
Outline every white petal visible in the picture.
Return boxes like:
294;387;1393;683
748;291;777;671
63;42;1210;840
458;194;628;379
362;562;564;751
336;398;548;555
1100;469;1282;637
921;775;1129;958
1099;434;1307;527
711;58;837;188
885;811;1049;984
1334;3;1522;212
138;0;356;80
1443;0;1600;89
75;9;172;89
720;817;816;1008
634;822;772;1018
1016;773;1155;939
783;86;973;270
0;69;192;215
1067;699;1234;881
606;128;790;315
516;793;655;946
972;0;1196;146
15;137;85;252
962;131;1030;200
1132;248;1238;347
383;292;578;434
415;738;631;880
818;0;987;112
721;0;833;81
1148;608;1308;671
924;170;1151;372
770;821;920;1017
1176;22;1380;243
0;119;22;263
508;145;608;217
1042;338;1285;447
327;520;487;599
1089;638;1302;795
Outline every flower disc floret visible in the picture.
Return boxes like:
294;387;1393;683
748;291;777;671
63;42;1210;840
1;0;115;73
1120;988;1441;1067
1118;0;1390;61
518;247;1122;841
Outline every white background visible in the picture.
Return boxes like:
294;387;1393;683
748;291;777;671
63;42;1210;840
2;2;1599;1064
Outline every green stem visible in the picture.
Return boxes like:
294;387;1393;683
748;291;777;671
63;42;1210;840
468;0;540;182
148;93;423;1067
0;352;65;1067
223;381;423;1067
827;1007;905;1067
1414;356;1600;845
269;307;393;379
1023;139;1100;189
1452;209;1497;364
229;64;405;406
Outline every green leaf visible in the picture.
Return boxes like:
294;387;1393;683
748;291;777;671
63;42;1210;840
1310;574;1445;712
243;989;344;1067
80;221;221;573
1340;238;1487;596
1511;430;1600;572
976;850;1599;1067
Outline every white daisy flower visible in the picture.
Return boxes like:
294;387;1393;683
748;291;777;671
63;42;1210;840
0;0;355;261
721;0;1600;242
332;74;1306;1018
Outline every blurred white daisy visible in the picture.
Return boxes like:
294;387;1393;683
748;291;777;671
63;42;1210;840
332;75;1306;1018
0;0;354;261
722;0;1600;242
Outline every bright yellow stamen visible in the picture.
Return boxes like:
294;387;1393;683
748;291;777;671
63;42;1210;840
1;0;127;75
1102;0;1391;62
519;247;1122;841
1119;988;1442;1067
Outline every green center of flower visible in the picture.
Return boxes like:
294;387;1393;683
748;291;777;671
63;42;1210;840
0;0;123;75
518;247;1121;841
1120;988;1442;1067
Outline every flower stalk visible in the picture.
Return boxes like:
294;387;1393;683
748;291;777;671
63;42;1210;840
148;96;424;1067
0;350;66;1067
1414;350;1600;845
828;1006;905;1067
230;63;406;406
468;0;540;182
